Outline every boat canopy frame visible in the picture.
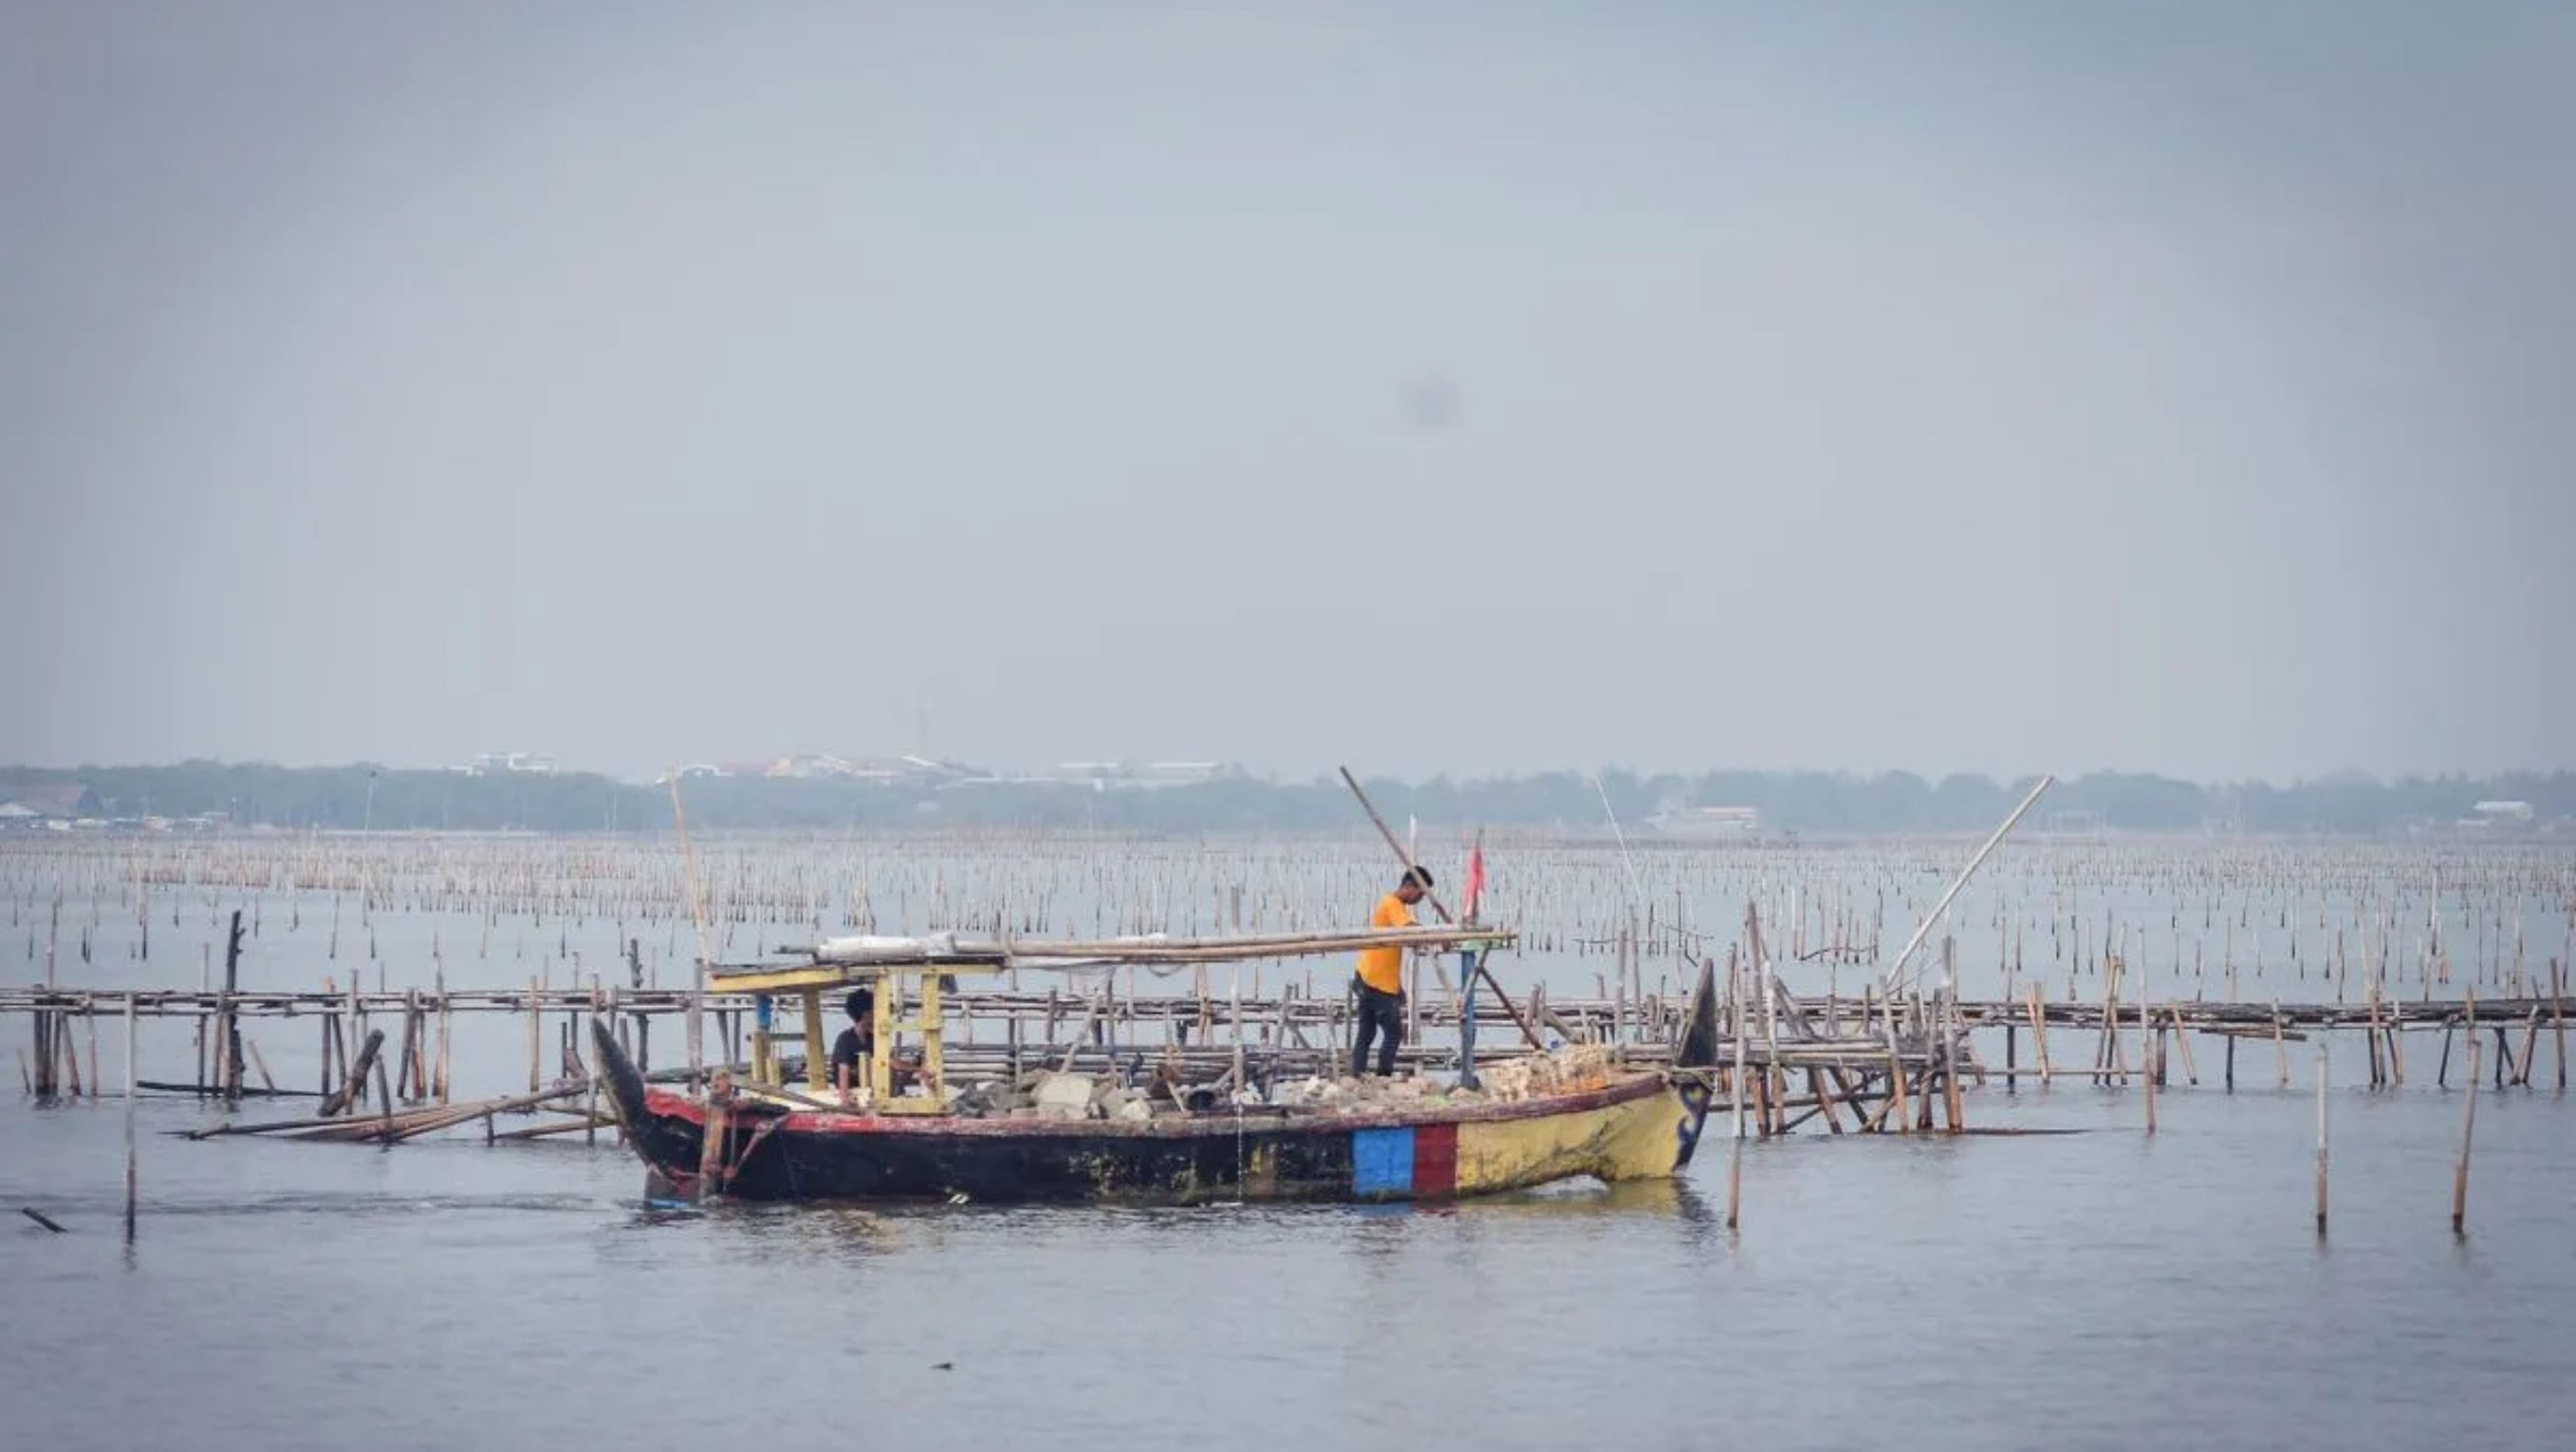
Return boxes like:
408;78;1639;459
706;926;1517;1114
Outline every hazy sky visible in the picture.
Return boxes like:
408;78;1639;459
5;1;2569;782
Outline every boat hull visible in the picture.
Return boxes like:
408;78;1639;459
594;1025;1707;1205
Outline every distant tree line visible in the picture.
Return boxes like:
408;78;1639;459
4;760;2572;837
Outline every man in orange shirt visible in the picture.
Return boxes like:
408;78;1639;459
1351;867;1430;1076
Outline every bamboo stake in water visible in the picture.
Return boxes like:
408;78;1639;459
2454;1038;2480;1238
2274;1001;2289;1088
1728;949;1747;1231
123;993;138;1243
2553;959;2567;1091
2027;981;2050;1084
2314;1046;2329;1239
585;1007;602;1146
2142;997;2158;1136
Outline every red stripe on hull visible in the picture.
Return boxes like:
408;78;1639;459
1413;1122;1458;1197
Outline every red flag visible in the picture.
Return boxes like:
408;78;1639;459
1464;844;1487;922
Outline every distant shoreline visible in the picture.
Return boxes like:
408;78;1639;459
3;761;2568;839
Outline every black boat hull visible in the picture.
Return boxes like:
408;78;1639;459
592;1021;1706;1205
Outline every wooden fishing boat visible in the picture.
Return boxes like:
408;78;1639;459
590;927;1721;1205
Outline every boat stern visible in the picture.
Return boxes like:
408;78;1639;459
589;1019;709;1195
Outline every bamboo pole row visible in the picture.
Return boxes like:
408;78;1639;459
9;833;2568;1005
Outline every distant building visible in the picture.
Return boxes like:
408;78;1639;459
765;754;858;779
1045;760;1240;790
656;754;981;788
455;753;558;776
2457;800;2539;834
0;782;100;822
1650;804;1761;837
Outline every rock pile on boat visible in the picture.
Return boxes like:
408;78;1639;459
933;1043;1625;1121
1269;1044;1617;1109
934;1069;1176;1122
1470;1043;1617;1102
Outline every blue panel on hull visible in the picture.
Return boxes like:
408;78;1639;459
1351;1126;1417;1199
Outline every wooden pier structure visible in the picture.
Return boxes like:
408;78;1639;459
10;951;2566;1141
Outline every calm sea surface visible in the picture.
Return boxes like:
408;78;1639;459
9;1052;2572;1450
6;837;2572;1450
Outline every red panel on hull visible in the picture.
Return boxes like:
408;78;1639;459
1413;1121;1458;1197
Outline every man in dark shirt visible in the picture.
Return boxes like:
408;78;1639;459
831;988;877;1106
830;986;922;1106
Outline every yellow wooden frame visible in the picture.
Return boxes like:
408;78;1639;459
868;966;953;1115
802;988;827;1091
750;995;778;1086
713;960;998;1112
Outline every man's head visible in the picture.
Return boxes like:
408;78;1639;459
845;988;876;1025
1395;866;1432;905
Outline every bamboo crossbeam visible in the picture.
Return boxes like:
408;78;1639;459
784;925;1519;971
12;986;2561;1029
187;1081;582;1139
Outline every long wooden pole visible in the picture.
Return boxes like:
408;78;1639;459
1884;775;2054;994
1335;767;1544;1052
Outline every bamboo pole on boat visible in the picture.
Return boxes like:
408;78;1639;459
672;772;714;1091
697;1089;729;1201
